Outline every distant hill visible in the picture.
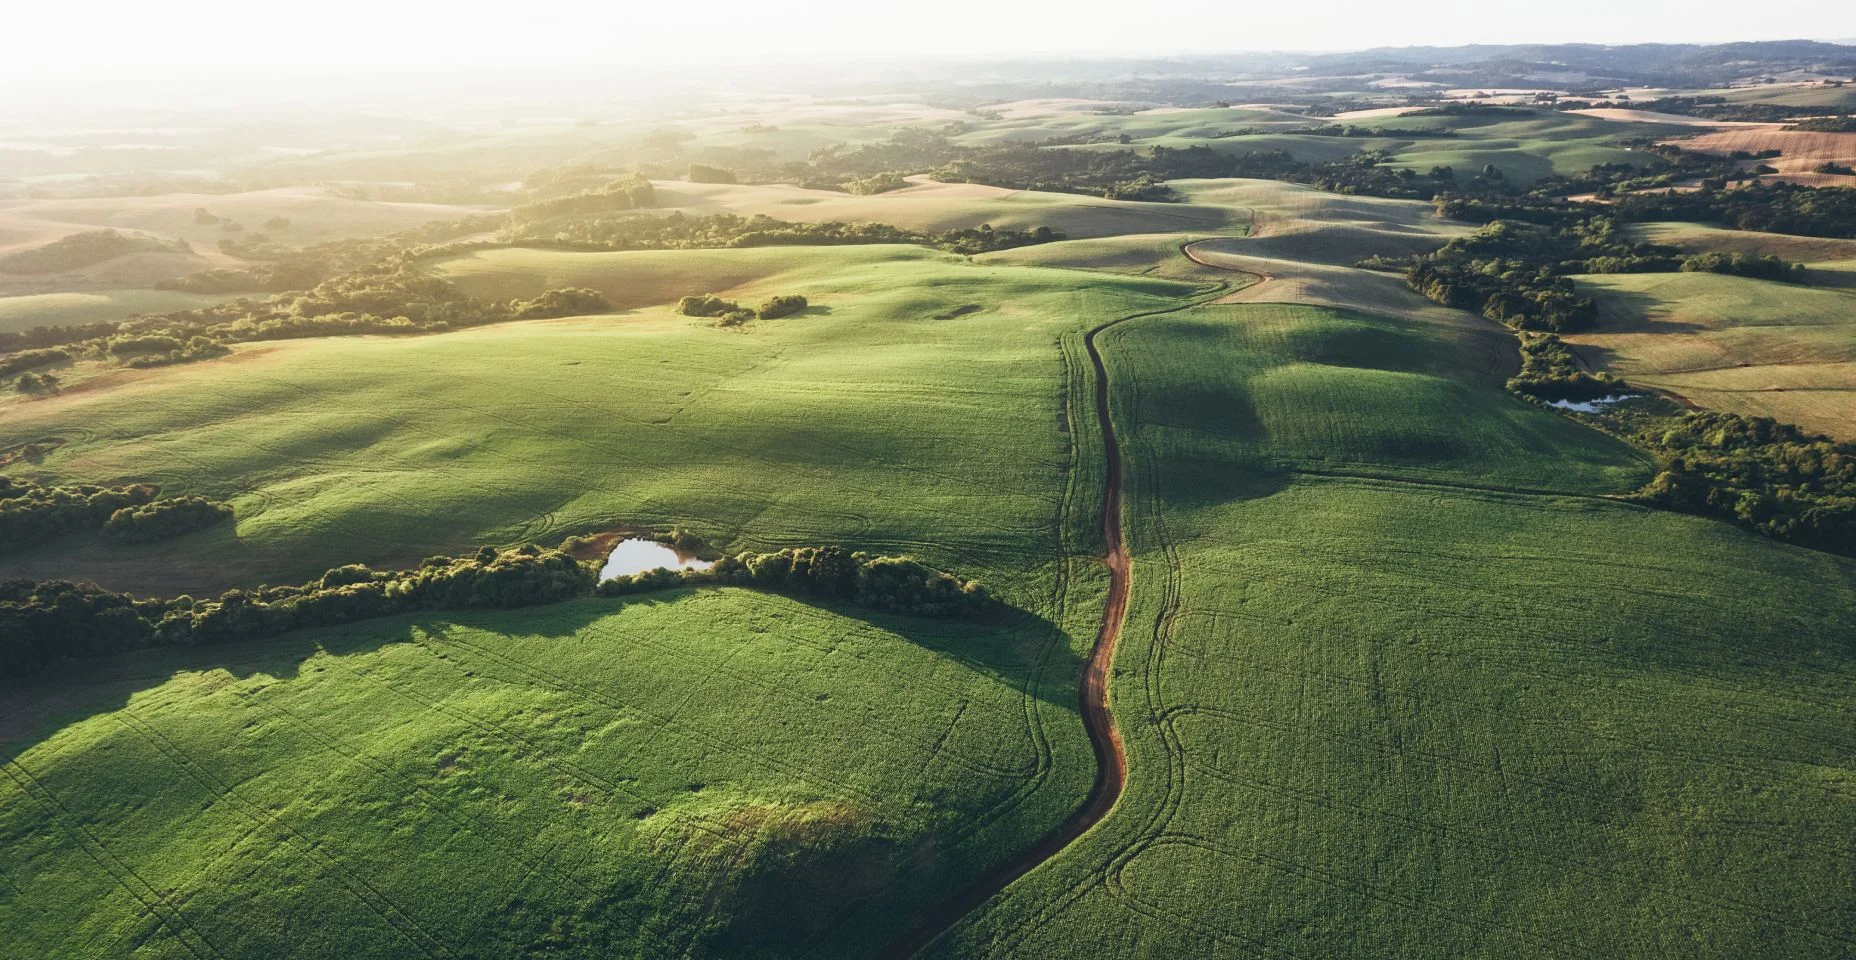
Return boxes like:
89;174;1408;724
0;229;192;275
1295;40;1856;88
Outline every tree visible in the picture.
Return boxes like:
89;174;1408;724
688;163;737;184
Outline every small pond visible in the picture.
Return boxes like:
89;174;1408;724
1547;394;1639;413
600;538;714;580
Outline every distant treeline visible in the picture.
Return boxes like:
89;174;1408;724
498;210;1064;256
0;476;231;554
1554;95;1832;123
0;230;191;275
1405;216;1806;334
929;142;1459;201
507;173;656;225
0;247;612;369
1789;116;1856;133
1441;182;1856;240
156;215;504;294
1;541;989;681
659;129;1471;203
0;206;1062;376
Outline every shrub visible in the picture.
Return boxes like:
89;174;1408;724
102;496;233;544
842;171;909;195
757;295;808;320
678;294;741;317
14;372;59;395
1;538;990;682
510;287;611;318
0;348;70;378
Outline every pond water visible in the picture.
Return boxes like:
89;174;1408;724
600;538;714;580
1547;394;1638;413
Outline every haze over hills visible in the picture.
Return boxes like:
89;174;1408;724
2;26;1854;960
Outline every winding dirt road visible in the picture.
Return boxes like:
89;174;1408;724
878;311;1136;960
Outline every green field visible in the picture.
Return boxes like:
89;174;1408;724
6;86;1856;959
0;244;1203;594
651;180;1235;240
1627;222;1856;262
1567;270;1856;439
0;288;248;333
2;589;1098;958
929;301;1856;959
1369;110;1688;184
1;241;1218;955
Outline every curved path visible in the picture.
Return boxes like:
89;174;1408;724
882;246;1235;958
880;315;1132;960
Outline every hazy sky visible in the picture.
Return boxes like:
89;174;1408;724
5;0;1852;111
11;0;1854;70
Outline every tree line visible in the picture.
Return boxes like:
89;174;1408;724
0;207;1060;379
0;265;613;375
101;496;233;544
1;540;990;681
1506;332;1623;402
597;545;990;618
0;476;232;554
493;210;1063;256
1629;412;1856;553
1443;181;1856;241
155;214;505;295
0;230;190;275
1789;116;1856;133
1403;215;1808;335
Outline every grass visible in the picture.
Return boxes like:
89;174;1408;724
1360;107;1687;183
930;299;1856;959
1171;178;1471;265
1094;303;1649;492
1387;138;1644;184
0;239;1213;957
1670;128;1856;180
1626;222;1856;262
0;589;1096;958
0;186;491;254
952;105;1316;147
648;179;1235;240
974;233;1221;280
0;288;248;333
0;244;1200;595
1061;134;1412;165
5;117;1856;956
1567;270;1856;439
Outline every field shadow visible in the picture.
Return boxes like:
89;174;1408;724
1803;267;1856;291
1590;286;1709;334
0;587;1085;765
